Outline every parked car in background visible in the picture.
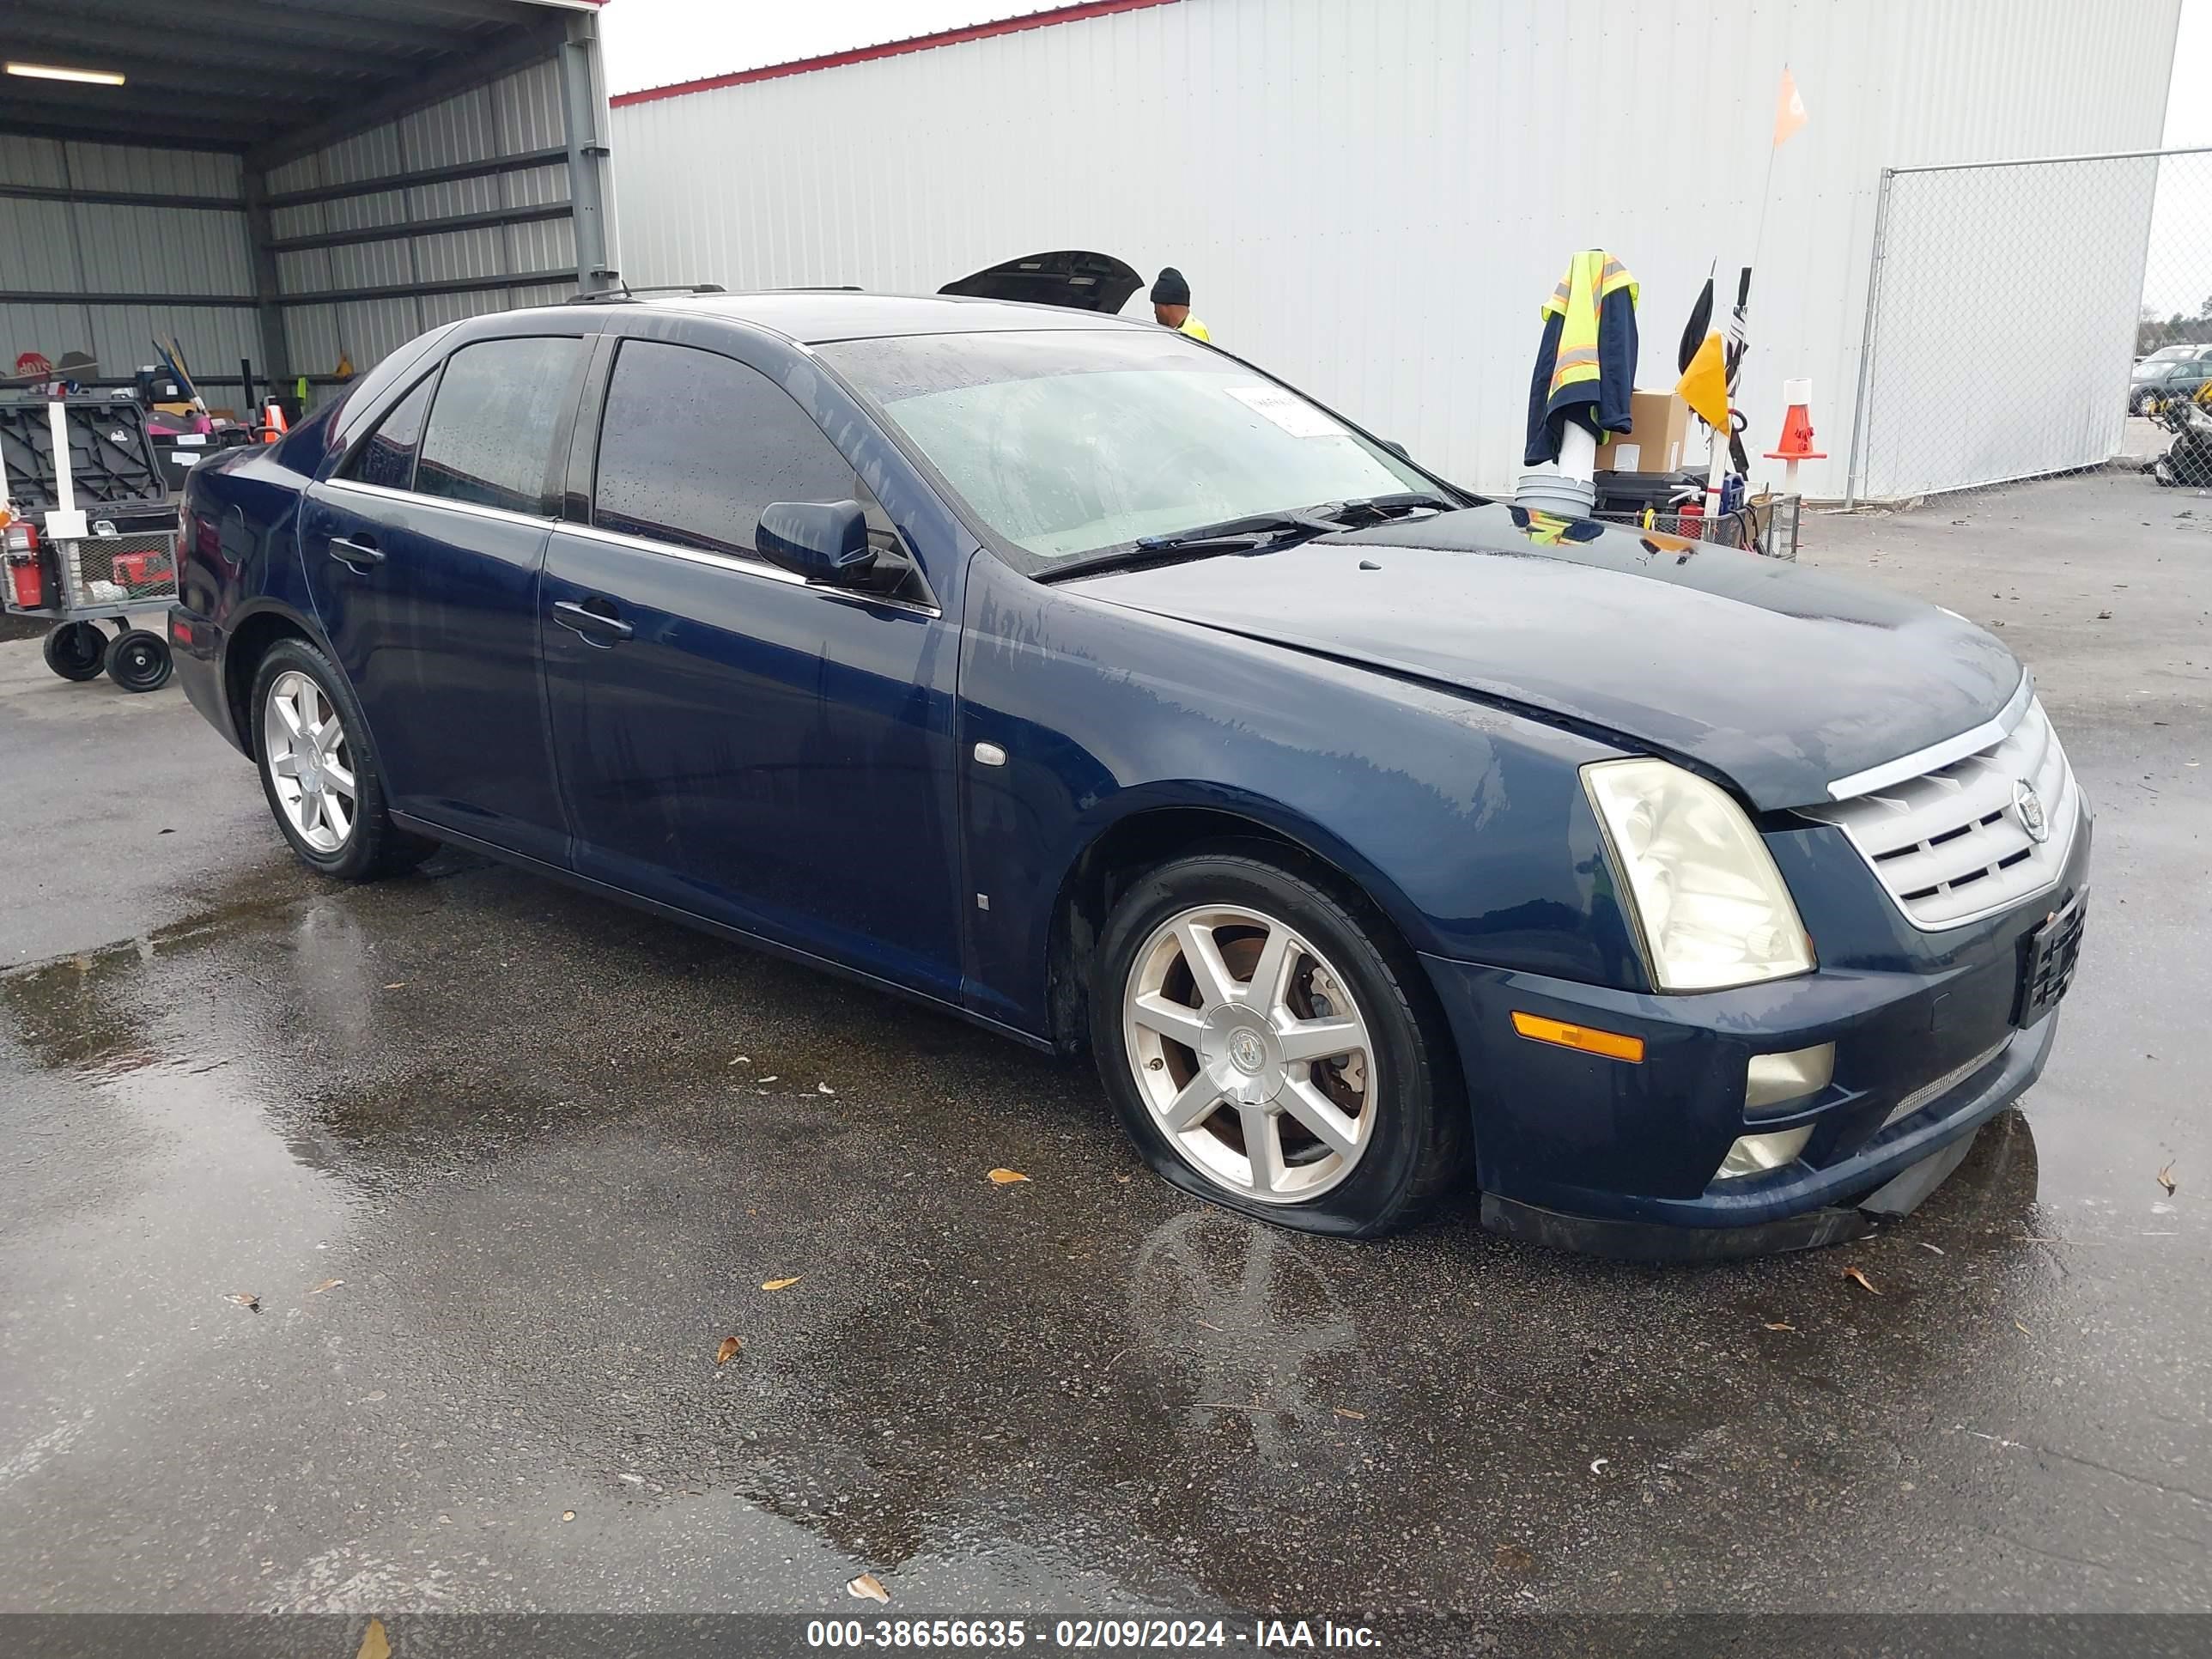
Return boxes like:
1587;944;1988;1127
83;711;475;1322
2130;350;2212;413
167;291;2089;1253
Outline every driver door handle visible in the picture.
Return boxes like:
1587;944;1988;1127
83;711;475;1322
551;599;634;645
327;535;384;573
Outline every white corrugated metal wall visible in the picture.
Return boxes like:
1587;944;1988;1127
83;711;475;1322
0;139;258;406
611;0;2181;499
268;59;581;405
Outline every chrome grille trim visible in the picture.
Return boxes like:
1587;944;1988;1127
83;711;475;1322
1824;673;2035;802
1880;1039;2008;1131
1802;695;2082;929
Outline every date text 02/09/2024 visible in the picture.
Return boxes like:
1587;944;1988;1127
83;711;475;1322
805;1617;1382;1649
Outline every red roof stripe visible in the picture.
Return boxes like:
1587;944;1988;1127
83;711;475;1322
611;0;1180;106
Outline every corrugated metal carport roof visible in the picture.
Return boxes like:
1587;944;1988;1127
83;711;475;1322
0;0;602;163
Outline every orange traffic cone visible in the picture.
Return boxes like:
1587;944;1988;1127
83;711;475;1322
1763;379;1825;489
261;401;289;444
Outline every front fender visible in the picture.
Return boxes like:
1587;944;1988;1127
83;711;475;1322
957;556;1650;1036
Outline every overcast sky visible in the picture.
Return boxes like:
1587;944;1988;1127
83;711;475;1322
599;0;1060;94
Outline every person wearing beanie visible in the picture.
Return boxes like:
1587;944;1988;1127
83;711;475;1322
1150;267;1211;342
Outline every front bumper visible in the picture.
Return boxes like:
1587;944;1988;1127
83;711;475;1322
1420;834;2087;1250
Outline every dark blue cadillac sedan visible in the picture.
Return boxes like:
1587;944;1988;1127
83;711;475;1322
170;291;2088;1252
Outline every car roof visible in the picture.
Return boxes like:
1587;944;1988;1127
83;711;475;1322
555;289;1150;344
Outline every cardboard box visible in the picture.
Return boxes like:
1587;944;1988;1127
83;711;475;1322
1594;391;1693;475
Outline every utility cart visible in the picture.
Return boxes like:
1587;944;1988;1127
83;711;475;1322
1;394;182;692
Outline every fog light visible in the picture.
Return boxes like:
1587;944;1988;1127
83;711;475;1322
1745;1042;1834;1111
1716;1126;1814;1180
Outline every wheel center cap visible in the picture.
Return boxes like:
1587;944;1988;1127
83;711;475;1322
1227;1028;1267;1074
299;752;321;791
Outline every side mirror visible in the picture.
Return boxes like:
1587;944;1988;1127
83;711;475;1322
1376;438;1413;464
757;499;874;585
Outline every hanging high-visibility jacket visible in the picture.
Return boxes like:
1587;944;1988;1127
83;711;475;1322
1523;250;1640;467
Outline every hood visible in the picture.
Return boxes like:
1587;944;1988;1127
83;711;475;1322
939;250;1143;313
1066;503;2022;811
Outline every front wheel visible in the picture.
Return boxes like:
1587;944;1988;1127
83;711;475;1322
1090;848;1470;1237
250;638;434;880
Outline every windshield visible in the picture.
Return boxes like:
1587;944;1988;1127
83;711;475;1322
2136;362;2179;380
2144;346;2191;362
819;330;1432;562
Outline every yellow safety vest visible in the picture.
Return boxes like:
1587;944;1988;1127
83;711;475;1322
1179;316;1212;343
1540;251;1636;403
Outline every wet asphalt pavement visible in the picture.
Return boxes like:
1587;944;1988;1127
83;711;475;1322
1;474;2206;1640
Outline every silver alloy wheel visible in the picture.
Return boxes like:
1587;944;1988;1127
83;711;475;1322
1121;903;1377;1203
263;670;357;854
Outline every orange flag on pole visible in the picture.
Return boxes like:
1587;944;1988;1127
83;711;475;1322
1676;331;1730;428
1773;67;1808;148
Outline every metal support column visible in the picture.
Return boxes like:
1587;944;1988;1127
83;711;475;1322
240;168;293;401
559;12;616;293
1843;168;1895;509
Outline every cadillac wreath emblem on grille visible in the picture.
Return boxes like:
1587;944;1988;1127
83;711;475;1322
2013;778;2050;844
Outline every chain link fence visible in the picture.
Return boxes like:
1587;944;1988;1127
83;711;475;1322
1846;148;2212;503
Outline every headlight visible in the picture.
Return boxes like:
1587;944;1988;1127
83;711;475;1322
1583;758;1814;991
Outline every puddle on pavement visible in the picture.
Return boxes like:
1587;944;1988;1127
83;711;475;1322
2;851;2199;1620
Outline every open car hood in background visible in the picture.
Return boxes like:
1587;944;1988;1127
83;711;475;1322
939;250;1142;313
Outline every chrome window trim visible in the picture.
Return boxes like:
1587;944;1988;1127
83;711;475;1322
561;524;944;619
326;477;555;532
1824;672;2034;803
323;479;944;620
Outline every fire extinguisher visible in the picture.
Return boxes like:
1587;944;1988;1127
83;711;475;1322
4;518;45;610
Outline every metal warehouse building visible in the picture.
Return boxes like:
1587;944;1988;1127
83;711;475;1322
611;0;2184;501
0;0;614;416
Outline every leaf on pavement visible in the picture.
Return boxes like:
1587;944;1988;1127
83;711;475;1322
382;981;406;990
356;1617;392;1659
1332;1407;1366;1420
760;1276;801;1291
562;1510;575;1522
1841;1267;1881;1296
715;1336;742;1365
848;1571;891;1603
227;1292;261;1313
988;1168;1030;1185
309;1278;344;1294
2157;1161;2178;1196
1763;1322;1796;1331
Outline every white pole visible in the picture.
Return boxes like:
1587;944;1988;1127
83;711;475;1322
1556;421;1598;484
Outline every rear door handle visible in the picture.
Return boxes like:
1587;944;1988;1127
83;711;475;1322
551;598;634;645
327;535;384;573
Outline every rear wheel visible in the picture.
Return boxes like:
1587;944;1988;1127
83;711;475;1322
42;621;106;682
250;638;434;880
106;629;173;692
1091;848;1470;1237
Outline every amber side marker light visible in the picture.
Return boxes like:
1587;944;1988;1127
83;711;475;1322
1510;1012;1645;1064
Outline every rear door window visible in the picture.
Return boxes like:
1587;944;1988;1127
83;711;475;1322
592;338;867;556
340;372;436;491
416;337;585;516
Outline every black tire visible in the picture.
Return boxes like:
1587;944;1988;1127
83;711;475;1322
106;629;173;692
42;621;106;682
1089;846;1472;1237
248;636;435;881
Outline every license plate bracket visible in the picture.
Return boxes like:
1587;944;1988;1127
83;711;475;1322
2014;888;2087;1026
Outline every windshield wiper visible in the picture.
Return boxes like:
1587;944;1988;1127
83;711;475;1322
1328;490;1455;525
1036;509;1341;583
1036;494;1459;584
